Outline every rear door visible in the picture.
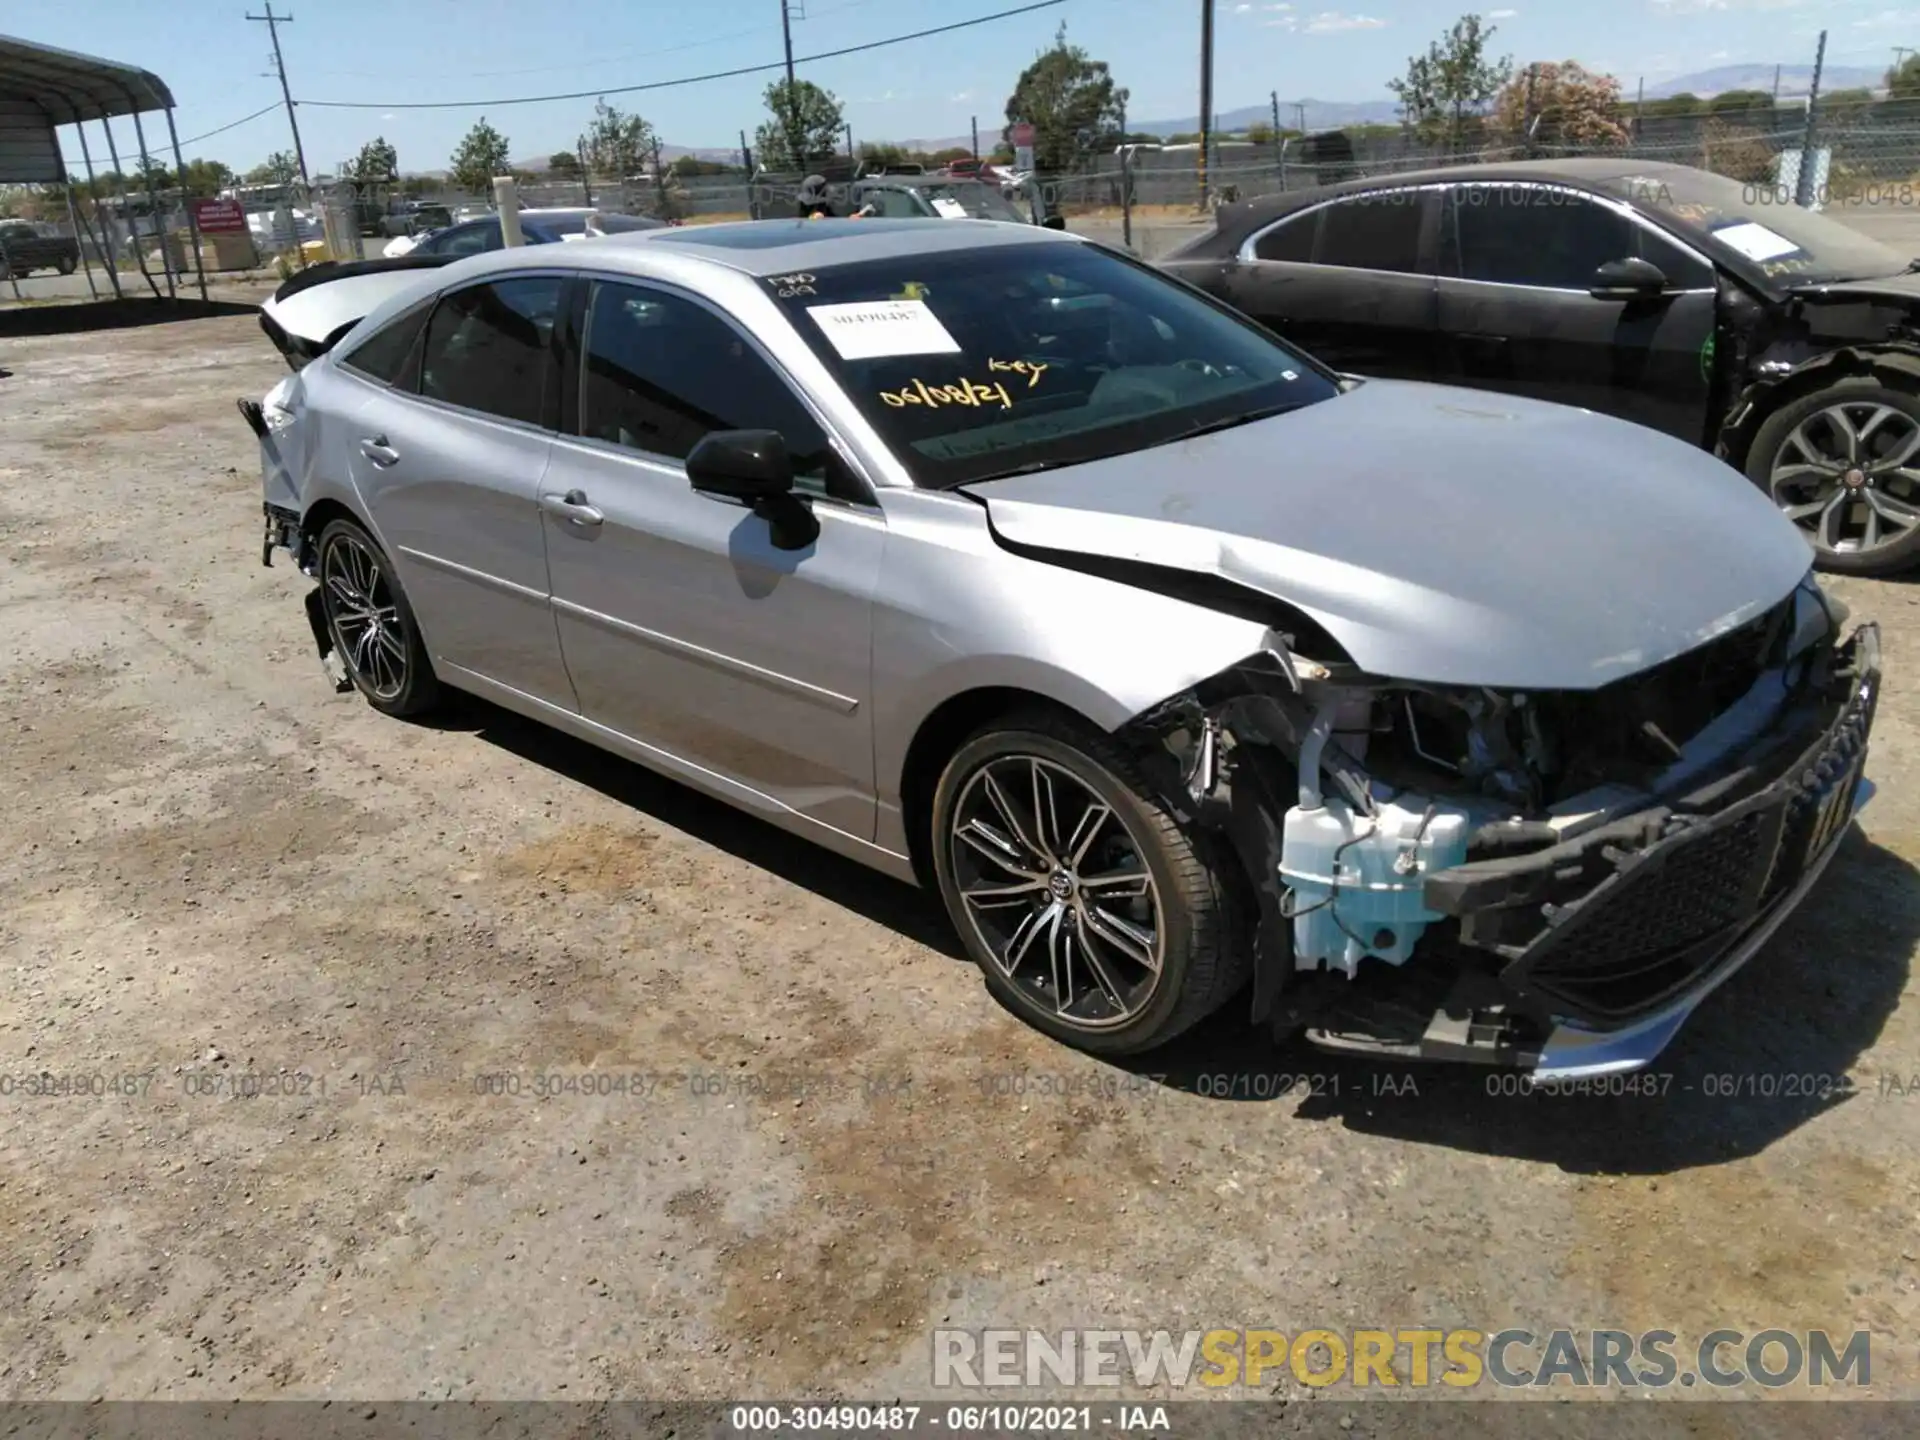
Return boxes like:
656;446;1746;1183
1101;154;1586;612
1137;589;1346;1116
1222;186;1441;378
348;273;578;709
1435;181;1717;441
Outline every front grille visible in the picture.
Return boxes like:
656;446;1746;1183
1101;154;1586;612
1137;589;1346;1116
1499;651;1878;1027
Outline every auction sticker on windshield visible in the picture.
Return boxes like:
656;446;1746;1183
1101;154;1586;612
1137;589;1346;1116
808;300;962;360
1711;220;1803;264
931;197;969;219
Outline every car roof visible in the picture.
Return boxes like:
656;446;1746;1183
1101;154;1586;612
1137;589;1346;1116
1236;157;1703;218
513;216;1080;277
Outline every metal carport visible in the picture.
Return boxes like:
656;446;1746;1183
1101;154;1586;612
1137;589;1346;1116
0;32;207;303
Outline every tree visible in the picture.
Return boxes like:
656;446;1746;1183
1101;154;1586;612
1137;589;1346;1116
1003;23;1127;173
547;150;583;180
754;78;845;172
350;136;398;184
1706;88;1773;127
670;154;731;177
1245;121;1276;146
1822;87;1875;118
1388;13;1513;151
579;98;658;180
1493;62;1629;149
449;117;510;193
176;158;235;196
1887;54;1920;101
245;152;299;186
1639;92;1703;119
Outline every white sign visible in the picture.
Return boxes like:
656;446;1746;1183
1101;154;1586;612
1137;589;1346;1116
1711;220;1802;263
806;299;962;360
1014;145;1035;173
930;197;969;219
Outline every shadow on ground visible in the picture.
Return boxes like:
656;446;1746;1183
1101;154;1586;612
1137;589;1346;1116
441;692;964;959
0;296;259;338
427;693;1913;1171
1144;826;1918;1173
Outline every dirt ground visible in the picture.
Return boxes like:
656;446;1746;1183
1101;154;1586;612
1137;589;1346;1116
1;291;1918;1420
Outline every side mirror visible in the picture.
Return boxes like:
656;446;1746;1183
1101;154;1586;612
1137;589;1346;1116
1040;213;1067;231
1589;256;1668;302
686;429;819;551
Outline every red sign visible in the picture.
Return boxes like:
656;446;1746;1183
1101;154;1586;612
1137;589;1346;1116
1009;122;1035;147
189;198;247;234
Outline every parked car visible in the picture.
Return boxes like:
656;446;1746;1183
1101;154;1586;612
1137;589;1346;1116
238;217;1877;1077
1162;158;1920;576
0;221;79;278
406;207;666;257
381;201;453;239
847;175;1063;229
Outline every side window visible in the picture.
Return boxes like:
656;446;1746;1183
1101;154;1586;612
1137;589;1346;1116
419;277;564;427
1447;185;1635;289
870;189;924;219
337;300;432;390
1635;224;1715;289
578;281;846;499
427;221;499;257
1251;212;1315;262
1312;192;1424;273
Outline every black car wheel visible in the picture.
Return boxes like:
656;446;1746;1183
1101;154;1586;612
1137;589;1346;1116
931;711;1248;1055
316;518;441;718
1750;379;1920;576
56;256;76;275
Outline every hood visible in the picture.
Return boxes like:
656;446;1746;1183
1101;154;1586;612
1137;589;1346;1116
1789;269;1920;304
964;380;1813;691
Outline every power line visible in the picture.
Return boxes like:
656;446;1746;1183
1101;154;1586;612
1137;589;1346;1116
176;102;283;149
296;0;1067;110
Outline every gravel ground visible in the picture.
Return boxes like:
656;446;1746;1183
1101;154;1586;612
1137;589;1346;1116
1;288;1918;1423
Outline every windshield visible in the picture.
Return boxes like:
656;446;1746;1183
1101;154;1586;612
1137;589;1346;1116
773;241;1341;489
1606;169;1906;283
916;181;1027;223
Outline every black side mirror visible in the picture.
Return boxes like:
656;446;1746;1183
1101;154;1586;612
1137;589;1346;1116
686;429;820;551
1589;256;1668;302
1040;213;1066;231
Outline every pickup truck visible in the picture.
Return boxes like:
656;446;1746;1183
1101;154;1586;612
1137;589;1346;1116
0;222;80;279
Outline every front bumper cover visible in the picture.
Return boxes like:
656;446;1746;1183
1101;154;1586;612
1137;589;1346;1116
1295;624;1880;1076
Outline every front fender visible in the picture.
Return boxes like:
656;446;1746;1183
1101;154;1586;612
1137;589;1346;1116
1719;342;1920;466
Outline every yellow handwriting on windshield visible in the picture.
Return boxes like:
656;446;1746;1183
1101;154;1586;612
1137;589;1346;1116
988;358;1050;389
880;377;1014;410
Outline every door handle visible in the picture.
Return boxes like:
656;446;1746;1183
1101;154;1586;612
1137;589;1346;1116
359;436;400;466
539;489;604;527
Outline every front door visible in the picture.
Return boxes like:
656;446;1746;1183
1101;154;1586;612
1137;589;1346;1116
1435;182;1717;442
1221;186;1441;378
541;278;884;842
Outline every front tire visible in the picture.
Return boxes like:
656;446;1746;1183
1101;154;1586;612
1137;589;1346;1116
56;256;76;275
930;712;1248;1055
1748;379;1920;576
315;518;441;718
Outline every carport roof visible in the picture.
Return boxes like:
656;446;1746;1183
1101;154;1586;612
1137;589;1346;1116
0;33;174;125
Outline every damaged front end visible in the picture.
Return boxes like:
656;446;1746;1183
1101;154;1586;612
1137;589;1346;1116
1121;576;1879;1076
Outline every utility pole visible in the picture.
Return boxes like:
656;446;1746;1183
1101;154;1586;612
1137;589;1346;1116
1796;29;1827;208
1294;101;1307;134
247;5;309;192
1771;63;1783;102
780;1;801;168
971;115;980;161
1197;0;1214;211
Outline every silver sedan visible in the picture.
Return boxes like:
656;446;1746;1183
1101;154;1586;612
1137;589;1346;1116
243;217;1879;1074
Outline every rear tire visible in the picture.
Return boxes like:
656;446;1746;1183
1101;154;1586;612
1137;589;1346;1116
1747;378;1920;577
315;518;441;718
930;710;1249;1056
56;256;76;275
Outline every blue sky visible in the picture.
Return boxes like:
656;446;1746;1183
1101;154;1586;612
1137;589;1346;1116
19;0;1917;173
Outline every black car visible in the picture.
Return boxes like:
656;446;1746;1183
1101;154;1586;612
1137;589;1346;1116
409;207;665;256
1162;157;1920;576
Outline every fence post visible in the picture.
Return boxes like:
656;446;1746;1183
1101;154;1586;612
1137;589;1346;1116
1120;145;1134;252
1795;29;1827;207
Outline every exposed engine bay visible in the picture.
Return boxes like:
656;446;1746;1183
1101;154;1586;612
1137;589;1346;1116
1120;574;1879;1069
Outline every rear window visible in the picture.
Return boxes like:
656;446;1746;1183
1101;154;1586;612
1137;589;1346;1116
338;299;433;389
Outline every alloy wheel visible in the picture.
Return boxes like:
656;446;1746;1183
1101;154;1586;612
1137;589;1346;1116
321;533;408;702
949;754;1165;1031
1770;400;1920;556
